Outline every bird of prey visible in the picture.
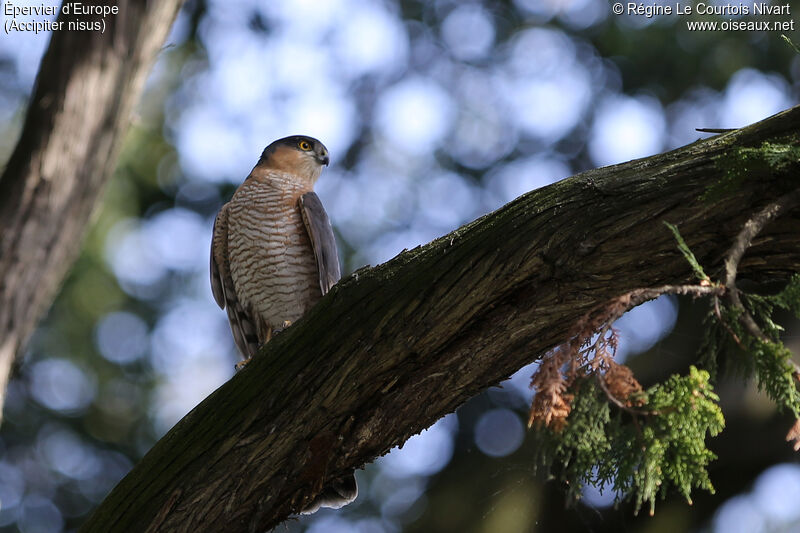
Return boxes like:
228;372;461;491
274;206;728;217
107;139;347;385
210;135;357;513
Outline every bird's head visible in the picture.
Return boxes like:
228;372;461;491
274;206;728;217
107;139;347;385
257;135;330;185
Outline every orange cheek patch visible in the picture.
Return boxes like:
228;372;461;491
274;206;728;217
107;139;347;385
266;146;306;173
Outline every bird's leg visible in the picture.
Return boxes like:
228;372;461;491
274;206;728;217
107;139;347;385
234;326;273;371
273;320;293;335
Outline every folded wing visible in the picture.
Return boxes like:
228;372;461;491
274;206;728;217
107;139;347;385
299;192;341;295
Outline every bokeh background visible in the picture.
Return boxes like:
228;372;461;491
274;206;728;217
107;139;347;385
1;0;800;532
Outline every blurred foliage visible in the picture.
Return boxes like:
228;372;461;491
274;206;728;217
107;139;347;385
1;0;799;532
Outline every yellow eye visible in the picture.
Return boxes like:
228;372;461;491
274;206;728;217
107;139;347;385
298;140;311;151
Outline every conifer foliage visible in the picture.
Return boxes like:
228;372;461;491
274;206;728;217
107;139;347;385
528;154;800;514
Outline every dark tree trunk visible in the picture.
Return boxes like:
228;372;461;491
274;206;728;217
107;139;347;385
80;106;800;532
0;1;184;419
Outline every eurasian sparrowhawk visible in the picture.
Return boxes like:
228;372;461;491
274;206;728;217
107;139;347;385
210;135;357;514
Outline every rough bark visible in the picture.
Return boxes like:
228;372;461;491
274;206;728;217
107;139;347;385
0;1;184;419
81;105;800;532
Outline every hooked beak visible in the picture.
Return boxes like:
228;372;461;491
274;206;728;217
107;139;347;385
317;153;330;166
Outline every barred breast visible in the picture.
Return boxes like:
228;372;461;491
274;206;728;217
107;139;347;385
226;171;321;338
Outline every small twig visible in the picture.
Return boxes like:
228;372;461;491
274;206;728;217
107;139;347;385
595;373;636;411
563;283;725;377
696;128;736;134
723;189;800;343
595;373;659;417
713;295;743;347
592;284;725;332
627;284;724;305
724;189;800;288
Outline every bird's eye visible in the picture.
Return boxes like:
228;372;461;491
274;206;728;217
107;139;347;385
298;140;311;151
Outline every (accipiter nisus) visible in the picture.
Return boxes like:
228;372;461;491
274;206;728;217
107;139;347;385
210;135;357;513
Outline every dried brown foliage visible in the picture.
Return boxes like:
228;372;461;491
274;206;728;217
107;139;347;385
603;360;646;407
528;349;573;430
528;294;649;430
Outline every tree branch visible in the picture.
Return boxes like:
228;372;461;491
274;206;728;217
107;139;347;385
81;105;800;532
0;1;184;420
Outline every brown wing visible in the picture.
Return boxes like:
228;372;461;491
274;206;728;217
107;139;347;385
210;203;230;309
299;192;341;295
210;202;260;358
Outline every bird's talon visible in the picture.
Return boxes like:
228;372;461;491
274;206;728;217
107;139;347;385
235;357;252;371
273;320;293;336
